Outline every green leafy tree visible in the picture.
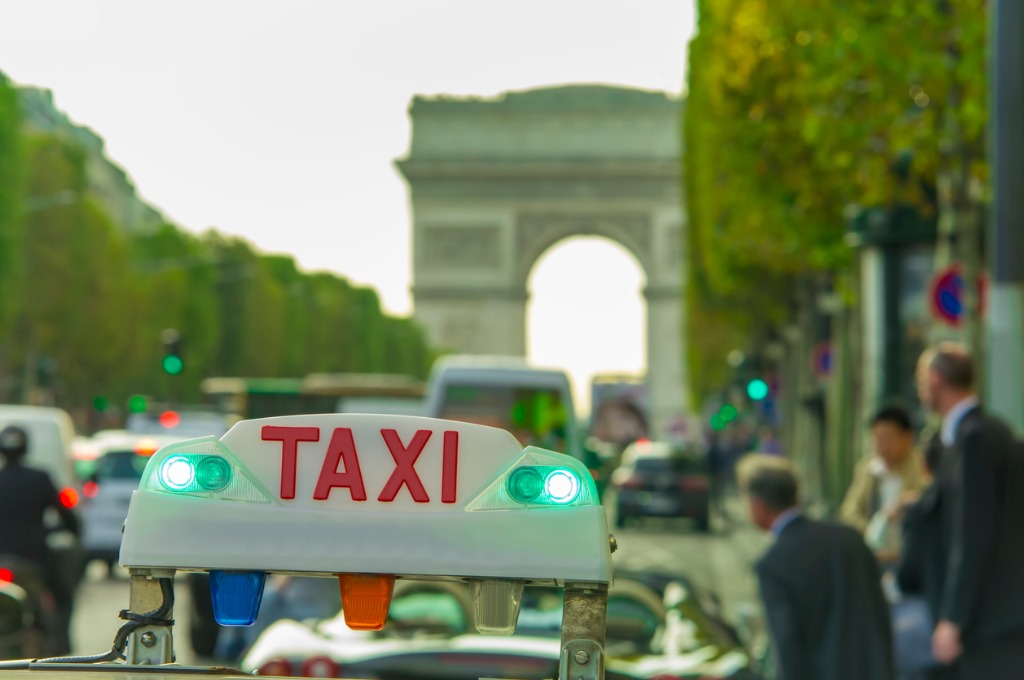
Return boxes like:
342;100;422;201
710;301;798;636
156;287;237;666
685;0;985;399
0;74;24;394
2;93;435;413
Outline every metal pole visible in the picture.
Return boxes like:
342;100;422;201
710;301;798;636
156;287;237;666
987;0;1024;433
560;585;607;680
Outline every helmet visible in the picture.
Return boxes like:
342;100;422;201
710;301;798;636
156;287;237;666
0;425;28;461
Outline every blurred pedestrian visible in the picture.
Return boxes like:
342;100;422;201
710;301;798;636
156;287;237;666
896;433;954;680
739;454;895;680
705;431;731;523
916;343;1024;677
0;425;81;655
839;405;929;566
756;426;782;455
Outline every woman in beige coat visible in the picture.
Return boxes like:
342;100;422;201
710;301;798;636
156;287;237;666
839;406;930;565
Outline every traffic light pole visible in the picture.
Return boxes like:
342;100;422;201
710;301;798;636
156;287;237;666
987;0;1024;433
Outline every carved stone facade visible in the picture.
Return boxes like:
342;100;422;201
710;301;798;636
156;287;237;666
397;85;690;435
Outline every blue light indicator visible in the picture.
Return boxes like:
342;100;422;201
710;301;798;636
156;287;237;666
209;570;267;626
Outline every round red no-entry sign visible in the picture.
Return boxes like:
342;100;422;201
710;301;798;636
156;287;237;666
929;265;987;327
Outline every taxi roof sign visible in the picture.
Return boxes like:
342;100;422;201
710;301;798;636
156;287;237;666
120;414;612;585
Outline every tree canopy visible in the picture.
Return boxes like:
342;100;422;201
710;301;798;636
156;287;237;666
0;79;435;418
685;0;986;398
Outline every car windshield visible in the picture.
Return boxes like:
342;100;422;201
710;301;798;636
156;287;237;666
94;450;148;480
438;385;568;449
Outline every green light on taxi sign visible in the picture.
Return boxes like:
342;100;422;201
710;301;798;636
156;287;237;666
506;466;581;505
159;454;233;493
197;456;232;491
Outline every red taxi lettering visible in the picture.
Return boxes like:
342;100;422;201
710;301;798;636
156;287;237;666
314;428;367;501
378;429;431;503
262;425;320;500
442;430;458;504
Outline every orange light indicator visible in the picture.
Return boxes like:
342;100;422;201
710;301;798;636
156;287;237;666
338;574;395;631
58;487;79;508
135;438;160;456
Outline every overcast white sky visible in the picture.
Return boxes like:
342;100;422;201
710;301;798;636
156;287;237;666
0;0;694;411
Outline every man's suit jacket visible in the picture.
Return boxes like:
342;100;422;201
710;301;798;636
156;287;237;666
896;481;947;619
936;406;1024;642
756;516;895;680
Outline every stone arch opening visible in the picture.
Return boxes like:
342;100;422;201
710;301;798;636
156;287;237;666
526;235;646;417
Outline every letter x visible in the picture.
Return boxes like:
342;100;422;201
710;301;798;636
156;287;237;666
378;429;431;503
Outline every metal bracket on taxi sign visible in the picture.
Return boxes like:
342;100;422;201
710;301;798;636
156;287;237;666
560;585;608;680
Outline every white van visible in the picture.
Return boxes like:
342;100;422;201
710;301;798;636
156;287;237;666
422;355;583;462
0;405;78;494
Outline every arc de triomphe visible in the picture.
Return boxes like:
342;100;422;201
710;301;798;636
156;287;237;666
397;85;690;436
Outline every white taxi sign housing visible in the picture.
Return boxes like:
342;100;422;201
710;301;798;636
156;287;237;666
120;414;612;584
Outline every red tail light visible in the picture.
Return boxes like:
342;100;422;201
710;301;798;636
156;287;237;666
679;475;709;492
258;659;293;676
301;656;340;678
83;481;99;498
58;487;79;508
0;568;13;583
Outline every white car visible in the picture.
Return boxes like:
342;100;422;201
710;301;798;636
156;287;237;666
80;434;182;573
241;576;758;680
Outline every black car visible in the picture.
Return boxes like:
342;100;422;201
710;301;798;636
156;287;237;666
609;441;711;531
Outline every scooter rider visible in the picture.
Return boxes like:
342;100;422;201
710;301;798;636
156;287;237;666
0;425;81;655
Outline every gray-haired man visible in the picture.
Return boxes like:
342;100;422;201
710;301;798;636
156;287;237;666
740;455;895;680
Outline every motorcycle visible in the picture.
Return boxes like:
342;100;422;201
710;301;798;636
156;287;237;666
0;556;52;659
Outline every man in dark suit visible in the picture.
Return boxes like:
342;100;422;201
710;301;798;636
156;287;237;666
917;343;1024;677
739;455;895;680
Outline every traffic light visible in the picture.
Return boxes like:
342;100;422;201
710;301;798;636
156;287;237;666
128;394;149;413
746;378;770;401
161;329;184;376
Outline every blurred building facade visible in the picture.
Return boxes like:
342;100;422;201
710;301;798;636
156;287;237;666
17;84;165;233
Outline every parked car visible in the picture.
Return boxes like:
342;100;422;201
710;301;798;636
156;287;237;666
242;575;761;679
608;440;711;531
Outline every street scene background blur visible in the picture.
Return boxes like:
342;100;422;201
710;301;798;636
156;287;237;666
0;1;1022;678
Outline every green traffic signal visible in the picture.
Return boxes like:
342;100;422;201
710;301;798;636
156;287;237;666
162;354;184;376
747;378;770;401
128;395;148;413
719;404;738;422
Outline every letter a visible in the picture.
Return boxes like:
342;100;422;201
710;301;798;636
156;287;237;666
314;428;367;501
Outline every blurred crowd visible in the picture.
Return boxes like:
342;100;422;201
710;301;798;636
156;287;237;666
738;342;1024;680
